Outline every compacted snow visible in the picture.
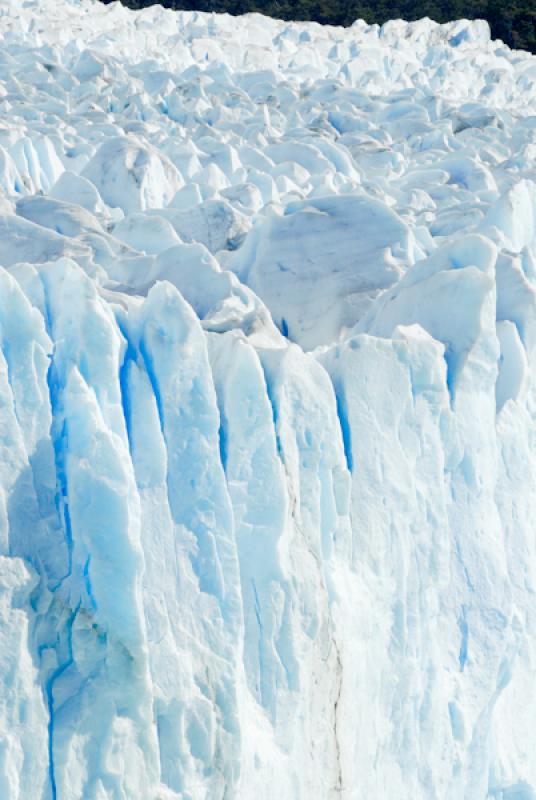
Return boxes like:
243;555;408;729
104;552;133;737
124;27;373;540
1;0;536;797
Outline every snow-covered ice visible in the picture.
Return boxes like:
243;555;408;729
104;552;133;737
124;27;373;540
0;0;536;797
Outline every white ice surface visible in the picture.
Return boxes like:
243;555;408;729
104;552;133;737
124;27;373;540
0;1;536;798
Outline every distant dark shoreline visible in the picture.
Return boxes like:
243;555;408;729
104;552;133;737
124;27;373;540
98;0;535;55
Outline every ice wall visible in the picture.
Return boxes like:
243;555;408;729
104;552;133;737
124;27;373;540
0;0;536;797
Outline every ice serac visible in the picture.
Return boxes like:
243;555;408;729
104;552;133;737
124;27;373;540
0;0;536;798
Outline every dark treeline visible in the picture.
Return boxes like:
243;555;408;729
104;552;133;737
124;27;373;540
100;0;535;53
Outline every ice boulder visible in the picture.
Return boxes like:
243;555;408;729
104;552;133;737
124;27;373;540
112;212;182;254
228;194;420;349
82;136;183;213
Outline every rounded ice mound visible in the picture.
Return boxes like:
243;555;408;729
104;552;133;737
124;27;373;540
112;213;182;254
483;180;536;253
49;171;107;215
16;196;104;239
82;136;183;213
228;194;419;349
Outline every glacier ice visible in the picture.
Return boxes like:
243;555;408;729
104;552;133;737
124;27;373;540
0;0;536;797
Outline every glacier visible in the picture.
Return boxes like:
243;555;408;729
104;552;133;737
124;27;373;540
0;0;536;797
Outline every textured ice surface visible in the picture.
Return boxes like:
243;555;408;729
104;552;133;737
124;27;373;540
0;0;536;797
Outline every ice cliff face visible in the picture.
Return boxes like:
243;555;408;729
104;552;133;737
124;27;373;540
1;1;536;797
